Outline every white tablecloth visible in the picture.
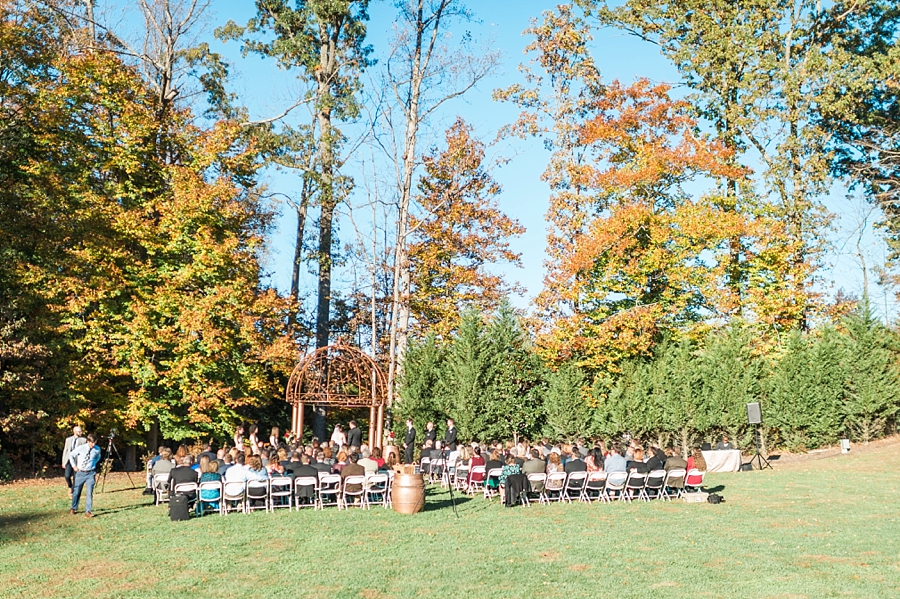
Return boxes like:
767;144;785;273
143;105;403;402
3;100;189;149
701;449;742;473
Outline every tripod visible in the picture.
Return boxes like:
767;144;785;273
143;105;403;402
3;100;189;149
750;424;772;470
101;434;138;492
445;461;459;519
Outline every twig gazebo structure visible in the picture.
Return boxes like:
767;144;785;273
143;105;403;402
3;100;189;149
285;344;387;448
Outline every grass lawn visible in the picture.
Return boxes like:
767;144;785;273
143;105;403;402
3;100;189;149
2;443;900;599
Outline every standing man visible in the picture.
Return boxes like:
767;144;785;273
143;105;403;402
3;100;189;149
443;418;458;451
62;426;86;498
424;421;436;446
69;434;101;518
346;420;362;449
403;418;416;464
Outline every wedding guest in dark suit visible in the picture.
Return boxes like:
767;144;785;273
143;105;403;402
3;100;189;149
443;419;458;451
564;451;587;474
346;420;362;449
403;419;416;464
424;422;437;446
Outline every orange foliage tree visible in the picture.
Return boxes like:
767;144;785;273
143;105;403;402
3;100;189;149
408;118;524;337
496;6;807;371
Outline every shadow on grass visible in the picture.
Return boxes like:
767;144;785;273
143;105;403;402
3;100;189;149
705;484;726;493
0;511;57;542
423;495;473;512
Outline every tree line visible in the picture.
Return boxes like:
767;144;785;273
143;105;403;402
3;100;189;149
397;302;900;454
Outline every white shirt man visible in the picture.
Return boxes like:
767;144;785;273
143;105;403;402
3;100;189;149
62;426;86;496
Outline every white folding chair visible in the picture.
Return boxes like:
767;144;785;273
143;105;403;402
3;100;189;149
602;472;628;502
197;481;223;516
562;471;588;503
293;476;318;510
584;471;606;502
153;473;171;505
364;473;390;509
623;472;646;502
662;468;686;501
453;465;470;491
467;465;486;495
173;481;198;505
318;474;342;509
430;458;446;485
222;481;246;514
684;469;706;493
269;476;293;511
644;469;666;500
341;475;367;509
544;471;567;502
418;457;431;477
246;480;269;513
525;473;547;505
484;468;503;501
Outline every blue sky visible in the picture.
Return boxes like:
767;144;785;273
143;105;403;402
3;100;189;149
205;0;896;321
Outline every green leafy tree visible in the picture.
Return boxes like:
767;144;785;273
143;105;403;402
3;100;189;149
394;332;447;434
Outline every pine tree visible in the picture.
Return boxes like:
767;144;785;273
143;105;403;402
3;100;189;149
841;304;900;443
395;333;447;434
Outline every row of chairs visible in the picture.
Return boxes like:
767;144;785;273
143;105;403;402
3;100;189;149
154;471;395;515
436;464;705;505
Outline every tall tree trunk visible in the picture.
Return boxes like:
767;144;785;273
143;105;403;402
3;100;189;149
387;0;445;406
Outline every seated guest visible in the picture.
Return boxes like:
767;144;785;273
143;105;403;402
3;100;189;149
277;447;291;471
522;449;545;491
371;447;385;469
332;450;348;475
358;448;379;474
564;450;587;474
604;445;627;473
686;447;707;478
312;451;331;474
169;456;199;500
198;443;216;463
283;451;303;475
714;435;734;450
149;446;167;467
266;454;285;476
585;447;604;473
198;460;222;512
644;447;666;472
382;451;399;472
321;447;335;467
509;447;525;468
545;451;563;475
420;440;435;473
224;453;248;483
467;446;486;486
218;453;234;477
664;447;687;472
151;448;175;490
292;454;319;505
498;454;522;490
196;454;209;475
245;455;268;482
627;448;650;473
485;450;503;490
341;453;366;502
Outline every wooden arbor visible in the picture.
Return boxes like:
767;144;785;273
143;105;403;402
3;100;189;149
285;345;387;448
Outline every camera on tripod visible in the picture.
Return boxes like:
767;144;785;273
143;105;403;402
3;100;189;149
108;428;117;441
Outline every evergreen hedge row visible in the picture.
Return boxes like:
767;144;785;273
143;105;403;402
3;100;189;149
395;304;900;452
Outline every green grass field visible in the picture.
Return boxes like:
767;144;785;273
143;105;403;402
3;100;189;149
2;443;899;599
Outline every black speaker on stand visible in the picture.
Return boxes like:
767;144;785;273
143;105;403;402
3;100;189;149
746;402;771;470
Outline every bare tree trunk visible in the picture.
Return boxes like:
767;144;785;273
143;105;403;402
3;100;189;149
387;0;449;406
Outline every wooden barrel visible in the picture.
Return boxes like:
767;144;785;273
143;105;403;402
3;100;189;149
391;473;425;514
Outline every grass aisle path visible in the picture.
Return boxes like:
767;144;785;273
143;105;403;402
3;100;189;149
1;445;899;599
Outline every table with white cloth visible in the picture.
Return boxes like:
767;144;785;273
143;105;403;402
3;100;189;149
701;449;743;473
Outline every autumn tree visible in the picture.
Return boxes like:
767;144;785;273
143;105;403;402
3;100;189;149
380;0;501;405
408;118;524;338
583;0;842;329
498;7;757;370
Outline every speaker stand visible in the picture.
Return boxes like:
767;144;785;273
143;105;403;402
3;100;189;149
750;424;771;470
